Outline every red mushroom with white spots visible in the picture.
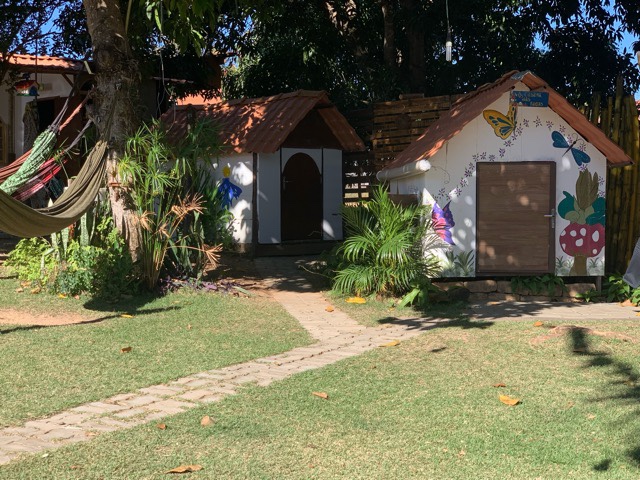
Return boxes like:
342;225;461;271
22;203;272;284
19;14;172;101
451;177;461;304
557;169;605;275
560;223;605;274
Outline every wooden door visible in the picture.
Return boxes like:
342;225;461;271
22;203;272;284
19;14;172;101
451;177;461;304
281;153;322;241
476;162;555;275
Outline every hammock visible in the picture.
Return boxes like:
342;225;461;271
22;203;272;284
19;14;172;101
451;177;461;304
0;138;107;237
12;119;94;202
0;97;89;194
0;100;114;238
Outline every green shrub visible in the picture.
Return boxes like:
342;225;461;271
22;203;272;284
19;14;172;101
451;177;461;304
5;237;55;286
332;185;441;297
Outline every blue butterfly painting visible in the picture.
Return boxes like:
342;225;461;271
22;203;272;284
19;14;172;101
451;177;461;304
432;201;455;246
552;131;591;166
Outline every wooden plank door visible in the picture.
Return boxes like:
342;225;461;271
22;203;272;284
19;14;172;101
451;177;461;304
281;153;322;241
476;162;555;275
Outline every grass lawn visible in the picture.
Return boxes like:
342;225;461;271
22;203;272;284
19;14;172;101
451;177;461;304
0;267;312;427
3;317;640;479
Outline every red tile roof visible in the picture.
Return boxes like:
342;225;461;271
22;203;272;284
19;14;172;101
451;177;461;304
1;53;84;74
161;90;365;153
382;71;632;177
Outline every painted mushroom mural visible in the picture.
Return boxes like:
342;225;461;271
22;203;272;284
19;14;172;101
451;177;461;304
558;169;605;275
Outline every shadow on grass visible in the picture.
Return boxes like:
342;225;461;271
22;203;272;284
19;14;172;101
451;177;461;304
567;328;640;470
377;302;494;330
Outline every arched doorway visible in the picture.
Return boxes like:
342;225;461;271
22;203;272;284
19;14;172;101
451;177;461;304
281;153;322;241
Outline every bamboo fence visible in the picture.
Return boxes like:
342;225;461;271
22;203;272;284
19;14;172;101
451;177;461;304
582;78;640;273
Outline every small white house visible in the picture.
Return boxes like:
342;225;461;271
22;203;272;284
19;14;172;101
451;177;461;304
378;71;632;278
162;91;365;252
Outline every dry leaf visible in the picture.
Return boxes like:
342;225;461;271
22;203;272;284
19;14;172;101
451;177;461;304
58;293;67;299
70;465;80;470
499;395;521;406
346;297;366;304
565;401;575;409
200;415;213;426
30;287;41;294
620;299;635;307
312;391;329;400
15;287;23;293
493;383;507;388
457;450;466;457
120;346;132;353
120;314;134;318
587;413;596;420
73;295;80;300
166;464;203;474
379;340;400;348
157;423;167;430
533;321;544;327
84;431;98;437
187;324;192;330
325;305;335;312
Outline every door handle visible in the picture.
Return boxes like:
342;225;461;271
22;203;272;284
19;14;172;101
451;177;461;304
544;209;555;228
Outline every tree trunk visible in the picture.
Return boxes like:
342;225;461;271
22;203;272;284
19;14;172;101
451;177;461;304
380;0;395;70
399;0;425;93
82;0;142;259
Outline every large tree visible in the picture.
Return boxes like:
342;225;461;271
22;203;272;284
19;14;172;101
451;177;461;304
223;0;640;108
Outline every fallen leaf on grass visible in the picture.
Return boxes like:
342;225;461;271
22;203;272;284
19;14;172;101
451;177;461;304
15;287;23;293
457;450;466;457
499;395;521;406
30;287;41;294
325;305;335;312
120;346;132;353
312;392;329;400
187;324;192;330
120;314;134;318
492;383;506;388
157;423;167;430
70;465;81;470
84;431;98;437
200;415;213;426
587;413;596;420
346;297;366;304
379;340;400;348
533;321;544;327
58;294;67;299
166;464;203;474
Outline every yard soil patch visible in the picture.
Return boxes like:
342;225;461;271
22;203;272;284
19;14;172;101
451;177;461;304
530;324;636;345
0;308;89;326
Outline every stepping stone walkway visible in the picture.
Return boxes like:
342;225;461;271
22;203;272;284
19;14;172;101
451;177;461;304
0;257;439;465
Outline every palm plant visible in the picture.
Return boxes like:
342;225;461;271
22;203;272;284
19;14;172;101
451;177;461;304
332;185;441;297
118;119;224;289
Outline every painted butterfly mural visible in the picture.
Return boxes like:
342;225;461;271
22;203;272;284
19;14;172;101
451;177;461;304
551;130;591;166
432;201;455;246
482;104;517;140
218;164;242;209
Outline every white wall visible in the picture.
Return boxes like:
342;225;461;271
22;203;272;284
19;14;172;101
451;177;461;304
322;148;343;240
257;151;281;244
392;81;608;277
216;153;254;244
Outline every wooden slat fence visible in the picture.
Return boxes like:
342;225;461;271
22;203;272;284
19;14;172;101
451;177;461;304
343;94;462;203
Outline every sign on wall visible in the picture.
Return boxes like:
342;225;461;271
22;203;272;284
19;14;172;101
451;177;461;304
510;91;549;108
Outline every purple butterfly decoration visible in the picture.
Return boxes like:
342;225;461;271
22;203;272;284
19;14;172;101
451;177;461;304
432;201;455;245
218;177;242;209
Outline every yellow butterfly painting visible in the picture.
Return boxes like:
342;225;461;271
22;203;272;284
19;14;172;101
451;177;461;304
482;104;517;140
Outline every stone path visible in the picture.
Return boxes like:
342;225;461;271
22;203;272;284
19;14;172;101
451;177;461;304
0;257;439;465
